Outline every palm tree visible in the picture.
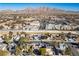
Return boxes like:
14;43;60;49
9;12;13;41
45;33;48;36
9;31;13;37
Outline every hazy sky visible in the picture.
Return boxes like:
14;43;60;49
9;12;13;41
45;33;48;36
0;3;79;11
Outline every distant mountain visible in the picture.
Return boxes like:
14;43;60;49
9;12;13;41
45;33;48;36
0;9;16;14
16;7;66;14
0;7;79;14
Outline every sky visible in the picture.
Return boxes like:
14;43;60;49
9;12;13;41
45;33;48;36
0;3;79;11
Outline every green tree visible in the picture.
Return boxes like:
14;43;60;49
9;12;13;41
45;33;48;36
19;37;29;43
39;48;46;56
3;35;12;43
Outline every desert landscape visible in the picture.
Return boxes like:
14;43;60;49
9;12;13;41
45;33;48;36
0;3;79;56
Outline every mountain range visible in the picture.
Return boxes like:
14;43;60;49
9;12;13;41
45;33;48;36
0;7;79;14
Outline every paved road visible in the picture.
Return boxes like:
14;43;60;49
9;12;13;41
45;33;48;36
24;40;79;43
0;30;78;34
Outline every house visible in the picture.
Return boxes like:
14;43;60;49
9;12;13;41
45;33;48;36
46;48;53;55
55;24;61;30
46;24;53;30
59;43;66;50
30;21;40;26
62;25;72;30
30;26;39;31
68;38;76;43
0;37;4;43
13;35;20;41
0;43;7;50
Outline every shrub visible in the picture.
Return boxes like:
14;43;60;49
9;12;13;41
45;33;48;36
65;47;72;55
0;50;9;56
15;46;22;55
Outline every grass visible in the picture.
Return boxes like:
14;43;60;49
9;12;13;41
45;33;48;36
0;50;9;56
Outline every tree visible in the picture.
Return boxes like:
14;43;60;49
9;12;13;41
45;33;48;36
44;32;51;37
39;48;46;56
10;25;15;29
3;35;11;43
9;31;13;38
28;46;33;55
0;25;4;29
65;47;72;55
59;32;65;40
15;46;22;55
19;37;29;43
